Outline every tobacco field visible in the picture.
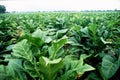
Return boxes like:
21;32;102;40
0;12;120;80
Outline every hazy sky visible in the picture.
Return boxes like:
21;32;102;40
0;0;120;12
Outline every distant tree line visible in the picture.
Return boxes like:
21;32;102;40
0;5;6;13
0;5;119;13
81;9;120;12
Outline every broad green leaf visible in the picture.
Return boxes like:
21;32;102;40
0;65;10;80
81;27;88;34
67;37;81;46
57;69;76;80
88;24;98;45
80;27;90;37
0;59;27;80
21;34;44;47
12;39;33;62
76;64;95;74
45;37;52;43
88;24;97;36
72;54;95;74
32;29;52;43
79;54;90;65
7;59;27;80
60;54;95;80
6;44;14;51
32;29;46;39
56;29;68;38
70;55;85;69
42;56;62;65
55;48;64;58
49;37;67;59
23;61;39;78
101;55;119;79
39;56;64;80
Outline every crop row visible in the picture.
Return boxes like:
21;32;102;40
0;12;120;80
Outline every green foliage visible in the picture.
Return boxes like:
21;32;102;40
38;57;63;80
11;29;66;79
0;12;120;80
0;59;27;80
12;39;33;62
10;29;95;80
101;54;120;80
49;36;67;59
58;54;95;80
